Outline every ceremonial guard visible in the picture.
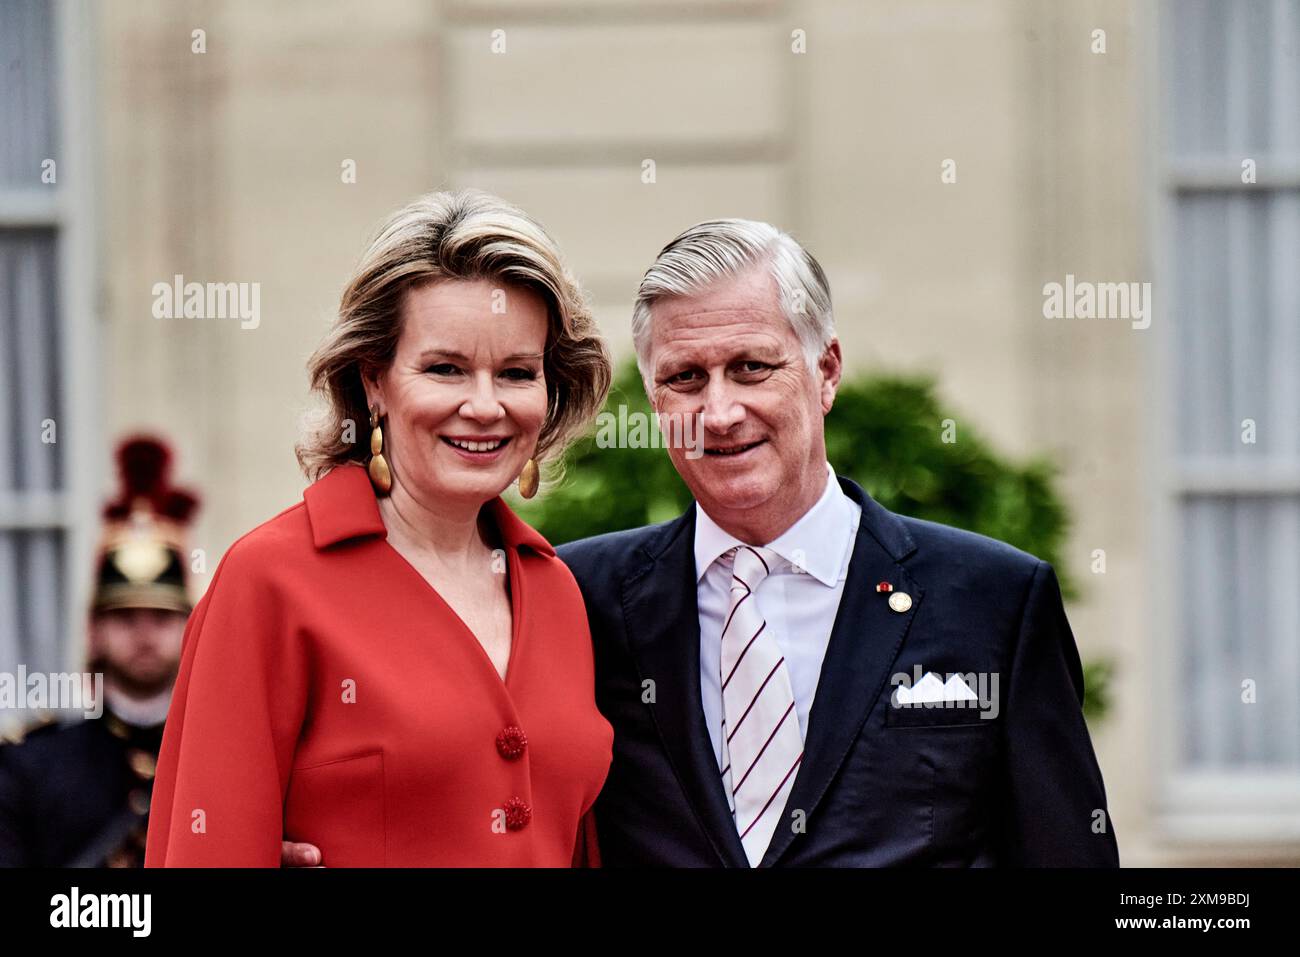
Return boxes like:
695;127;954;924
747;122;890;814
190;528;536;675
0;437;199;866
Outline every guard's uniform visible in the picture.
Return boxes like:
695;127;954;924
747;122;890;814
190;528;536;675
0;710;163;866
0;436;198;867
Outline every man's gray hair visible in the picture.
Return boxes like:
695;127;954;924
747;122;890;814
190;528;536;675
630;218;834;386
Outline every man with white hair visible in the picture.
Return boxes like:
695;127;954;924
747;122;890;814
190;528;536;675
555;219;1119;867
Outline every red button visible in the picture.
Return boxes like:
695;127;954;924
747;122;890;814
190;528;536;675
503;796;532;830
496;725;527;760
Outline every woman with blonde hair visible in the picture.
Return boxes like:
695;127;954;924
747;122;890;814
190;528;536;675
146;189;613;866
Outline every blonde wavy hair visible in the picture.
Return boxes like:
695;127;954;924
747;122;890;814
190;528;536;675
296;189;611;486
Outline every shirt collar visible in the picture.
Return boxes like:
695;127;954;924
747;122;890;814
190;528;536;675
693;462;858;587
303;463;556;557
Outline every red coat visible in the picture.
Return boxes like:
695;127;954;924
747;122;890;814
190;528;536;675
145;464;612;866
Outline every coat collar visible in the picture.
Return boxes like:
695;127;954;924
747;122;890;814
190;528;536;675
302;463;556;557
621;474;922;867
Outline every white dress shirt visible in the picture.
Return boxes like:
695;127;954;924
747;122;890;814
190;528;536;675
695;461;862;771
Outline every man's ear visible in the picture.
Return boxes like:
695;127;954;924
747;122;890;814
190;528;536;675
818;339;843;414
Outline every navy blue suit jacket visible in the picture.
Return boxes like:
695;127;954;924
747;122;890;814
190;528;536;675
556;474;1120;867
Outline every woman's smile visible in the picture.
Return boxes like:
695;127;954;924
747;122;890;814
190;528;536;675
440;434;513;461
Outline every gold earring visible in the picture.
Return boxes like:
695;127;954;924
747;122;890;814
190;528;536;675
517;458;539;499
368;407;392;495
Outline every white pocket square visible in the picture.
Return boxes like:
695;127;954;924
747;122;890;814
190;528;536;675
895;672;979;705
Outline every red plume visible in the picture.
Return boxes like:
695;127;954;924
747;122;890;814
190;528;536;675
103;435;201;522
121;438;169;489
160;489;200;523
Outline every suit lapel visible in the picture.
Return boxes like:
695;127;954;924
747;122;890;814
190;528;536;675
760;476;924;866
620;504;749;868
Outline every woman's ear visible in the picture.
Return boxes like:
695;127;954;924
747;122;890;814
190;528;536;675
360;364;384;415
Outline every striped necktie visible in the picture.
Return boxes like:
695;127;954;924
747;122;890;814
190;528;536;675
718;544;803;867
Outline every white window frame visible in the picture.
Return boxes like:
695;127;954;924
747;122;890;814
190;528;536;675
0;0;99;706
1145;0;1300;844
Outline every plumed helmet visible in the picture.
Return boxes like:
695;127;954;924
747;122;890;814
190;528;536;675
90;436;200;615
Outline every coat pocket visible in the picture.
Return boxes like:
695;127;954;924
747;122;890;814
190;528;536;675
285;750;385;866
